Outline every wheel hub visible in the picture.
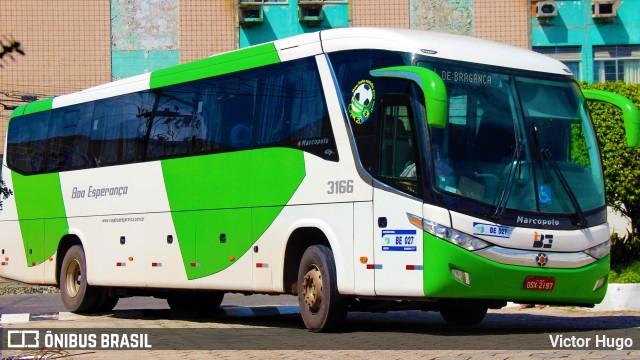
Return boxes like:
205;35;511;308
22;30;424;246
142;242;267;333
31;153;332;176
65;259;81;298
302;265;323;313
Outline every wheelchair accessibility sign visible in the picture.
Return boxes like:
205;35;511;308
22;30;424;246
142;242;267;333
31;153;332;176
538;185;552;205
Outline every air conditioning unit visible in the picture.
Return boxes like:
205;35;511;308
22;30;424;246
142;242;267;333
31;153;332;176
238;1;263;26
536;1;558;18
298;1;324;25
592;0;619;19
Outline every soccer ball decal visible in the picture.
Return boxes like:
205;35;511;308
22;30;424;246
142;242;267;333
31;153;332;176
349;80;375;124
353;83;373;107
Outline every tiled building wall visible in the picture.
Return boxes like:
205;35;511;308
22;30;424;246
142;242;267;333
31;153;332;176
0;0;111;152
180;0;236;63
111;0;180;79
352;0;530;49
351;0;410;28
474;0;531;48
411;0;473;36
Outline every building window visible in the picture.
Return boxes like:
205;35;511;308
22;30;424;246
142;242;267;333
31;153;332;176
594;46;640;84
533;46;582;80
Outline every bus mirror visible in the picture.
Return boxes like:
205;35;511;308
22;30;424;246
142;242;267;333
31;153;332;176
582;89;640;148
370;66;447;128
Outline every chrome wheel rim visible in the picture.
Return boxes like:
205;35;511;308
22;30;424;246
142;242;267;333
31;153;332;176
65;259;81;298
302;264;323;313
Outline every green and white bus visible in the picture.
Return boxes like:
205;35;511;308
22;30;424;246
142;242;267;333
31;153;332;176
1;28;639;332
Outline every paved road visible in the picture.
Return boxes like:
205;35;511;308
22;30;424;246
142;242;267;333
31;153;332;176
1;293;639;359
0;292;298;314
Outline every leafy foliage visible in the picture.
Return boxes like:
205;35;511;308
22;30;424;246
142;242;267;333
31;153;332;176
609;258;640;283
580;81;640;268
610;232;640;271
0;175;12;210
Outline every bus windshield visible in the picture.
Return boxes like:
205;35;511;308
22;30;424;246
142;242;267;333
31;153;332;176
420;62;605;216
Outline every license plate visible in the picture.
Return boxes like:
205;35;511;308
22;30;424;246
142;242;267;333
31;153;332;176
524;276;556;291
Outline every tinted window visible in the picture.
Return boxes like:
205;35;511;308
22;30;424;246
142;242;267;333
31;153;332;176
146;87;197;160
7;112;50;174
91;93;150;166
6;57;337;175
47;105;93;171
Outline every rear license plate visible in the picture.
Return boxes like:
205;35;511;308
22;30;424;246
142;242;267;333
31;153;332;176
524;276;556;291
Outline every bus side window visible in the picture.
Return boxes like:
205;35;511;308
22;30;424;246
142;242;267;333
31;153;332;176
91;93;150;166
375;96;421;196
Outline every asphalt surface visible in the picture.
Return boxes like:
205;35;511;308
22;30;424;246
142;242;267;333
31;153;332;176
1;292;639;359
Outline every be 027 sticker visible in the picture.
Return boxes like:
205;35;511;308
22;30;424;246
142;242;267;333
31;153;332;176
349;80;375;124
473;222;511;238
382;229;417;251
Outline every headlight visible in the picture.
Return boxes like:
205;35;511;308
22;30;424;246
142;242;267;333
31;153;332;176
408;213;491;251
584;240;611;259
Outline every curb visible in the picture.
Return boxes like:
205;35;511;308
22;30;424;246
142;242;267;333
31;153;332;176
506;283;640;311
592;283;640;311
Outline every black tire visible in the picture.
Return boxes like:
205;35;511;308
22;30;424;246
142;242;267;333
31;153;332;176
440;305;488;326
167;291;224;315
297;245;347;332
94;288;119;312
59;245;101;313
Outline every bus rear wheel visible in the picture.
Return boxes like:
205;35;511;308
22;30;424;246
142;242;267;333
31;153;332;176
297;245;347;332
440;305;488;326
60;245;101;313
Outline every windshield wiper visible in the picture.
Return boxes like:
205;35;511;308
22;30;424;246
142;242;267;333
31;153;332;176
541;148;588;228
492;143;522;220
532;124;588;228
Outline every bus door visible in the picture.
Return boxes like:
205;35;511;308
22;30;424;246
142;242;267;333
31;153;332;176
372;95;425;297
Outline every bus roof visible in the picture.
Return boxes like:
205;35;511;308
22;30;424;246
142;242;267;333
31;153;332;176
11;28;571;117
314;27;571;76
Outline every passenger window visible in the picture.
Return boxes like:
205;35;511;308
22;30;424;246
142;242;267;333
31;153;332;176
146;86;199;160
7;112;50;174
91;93;150;166
47;106;92;171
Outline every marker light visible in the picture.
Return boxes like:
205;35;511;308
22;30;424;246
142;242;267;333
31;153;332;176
451;268;471;286
584;240;611;259
593;277;606;291
408;214;491;251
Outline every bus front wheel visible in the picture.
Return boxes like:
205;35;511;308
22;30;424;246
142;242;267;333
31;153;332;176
60;245;101;313
297;245;347;332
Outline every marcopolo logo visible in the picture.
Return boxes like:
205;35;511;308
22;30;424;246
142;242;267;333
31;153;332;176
517;216;560;227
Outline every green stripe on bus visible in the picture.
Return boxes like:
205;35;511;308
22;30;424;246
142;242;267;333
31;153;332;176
161;148;305;279
22;98;54;115
9;104;26;119
11;171;68;267
150;43;281;89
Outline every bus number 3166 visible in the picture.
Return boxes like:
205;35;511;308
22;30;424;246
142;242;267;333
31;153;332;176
327;180;354;194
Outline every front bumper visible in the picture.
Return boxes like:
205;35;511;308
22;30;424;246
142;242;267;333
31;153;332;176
422;232;609;305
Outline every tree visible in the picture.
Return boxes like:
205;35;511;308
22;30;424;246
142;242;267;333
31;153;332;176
0;176;12;210
580;81;640;267
0;35;22;209
0;37;25;68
